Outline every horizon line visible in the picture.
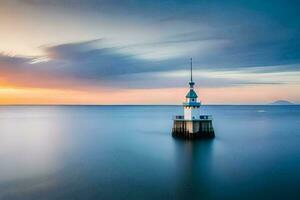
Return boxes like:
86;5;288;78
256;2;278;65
0;104;298;106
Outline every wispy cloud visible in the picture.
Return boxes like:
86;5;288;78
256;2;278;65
0;0;299;103
0;38;299;92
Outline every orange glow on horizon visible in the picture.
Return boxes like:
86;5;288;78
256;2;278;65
0;84;299;105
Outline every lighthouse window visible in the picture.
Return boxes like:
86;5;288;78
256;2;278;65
192;98;195;102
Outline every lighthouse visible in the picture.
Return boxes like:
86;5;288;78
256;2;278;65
184;58;201;120
172;58;215;139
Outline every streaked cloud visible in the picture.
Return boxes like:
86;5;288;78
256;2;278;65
0;0;299;103
0;39;299;91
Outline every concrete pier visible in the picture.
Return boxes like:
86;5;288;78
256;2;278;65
172;115;215;139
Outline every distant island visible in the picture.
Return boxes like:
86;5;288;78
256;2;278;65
270;100;294;105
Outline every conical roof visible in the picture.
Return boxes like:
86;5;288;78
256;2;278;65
186;89;198;98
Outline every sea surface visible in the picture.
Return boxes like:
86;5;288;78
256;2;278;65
0;105;300;200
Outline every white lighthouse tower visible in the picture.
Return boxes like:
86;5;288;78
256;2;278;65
183;58;201;120
172;58;215;139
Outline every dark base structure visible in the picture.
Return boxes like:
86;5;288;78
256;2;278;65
172;117;215;139
172;129;215;139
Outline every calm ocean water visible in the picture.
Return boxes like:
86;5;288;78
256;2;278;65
0;105;300;200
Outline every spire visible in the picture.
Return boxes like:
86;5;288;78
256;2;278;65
189;58;195;89
190;57;193;82
185;57;200;105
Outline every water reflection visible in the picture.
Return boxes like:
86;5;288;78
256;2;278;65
0;106;70;182
172;138;214;199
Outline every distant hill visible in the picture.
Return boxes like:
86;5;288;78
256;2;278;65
270;100;294;105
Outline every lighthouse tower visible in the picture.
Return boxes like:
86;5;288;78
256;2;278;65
172;58;215;139
183;58;201;120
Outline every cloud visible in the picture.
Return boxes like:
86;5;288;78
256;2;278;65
3;0;300;66
1;0;300;92
0;38;298;92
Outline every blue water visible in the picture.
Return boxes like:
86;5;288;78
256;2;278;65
0;105;300;200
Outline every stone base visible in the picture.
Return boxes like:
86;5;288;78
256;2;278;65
172;119;215;139
172;130;215;139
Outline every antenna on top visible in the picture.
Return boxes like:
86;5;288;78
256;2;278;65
190;57;193;82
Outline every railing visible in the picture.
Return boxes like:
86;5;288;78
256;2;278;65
173;115;213;120
199;115;213;120
174;115;184;119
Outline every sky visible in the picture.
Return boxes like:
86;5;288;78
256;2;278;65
0;0;299;104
